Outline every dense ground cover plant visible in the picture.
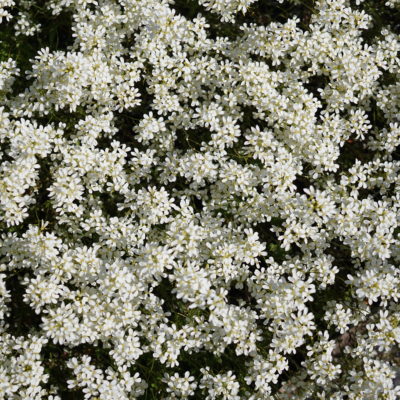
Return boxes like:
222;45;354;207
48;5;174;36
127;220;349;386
0;0;400;398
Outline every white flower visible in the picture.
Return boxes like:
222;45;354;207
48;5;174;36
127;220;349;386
1;0;400;398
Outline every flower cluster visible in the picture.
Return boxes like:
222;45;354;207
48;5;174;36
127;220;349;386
0;0;400;399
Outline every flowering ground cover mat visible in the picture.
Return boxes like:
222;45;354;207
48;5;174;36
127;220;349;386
0;0;400;399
